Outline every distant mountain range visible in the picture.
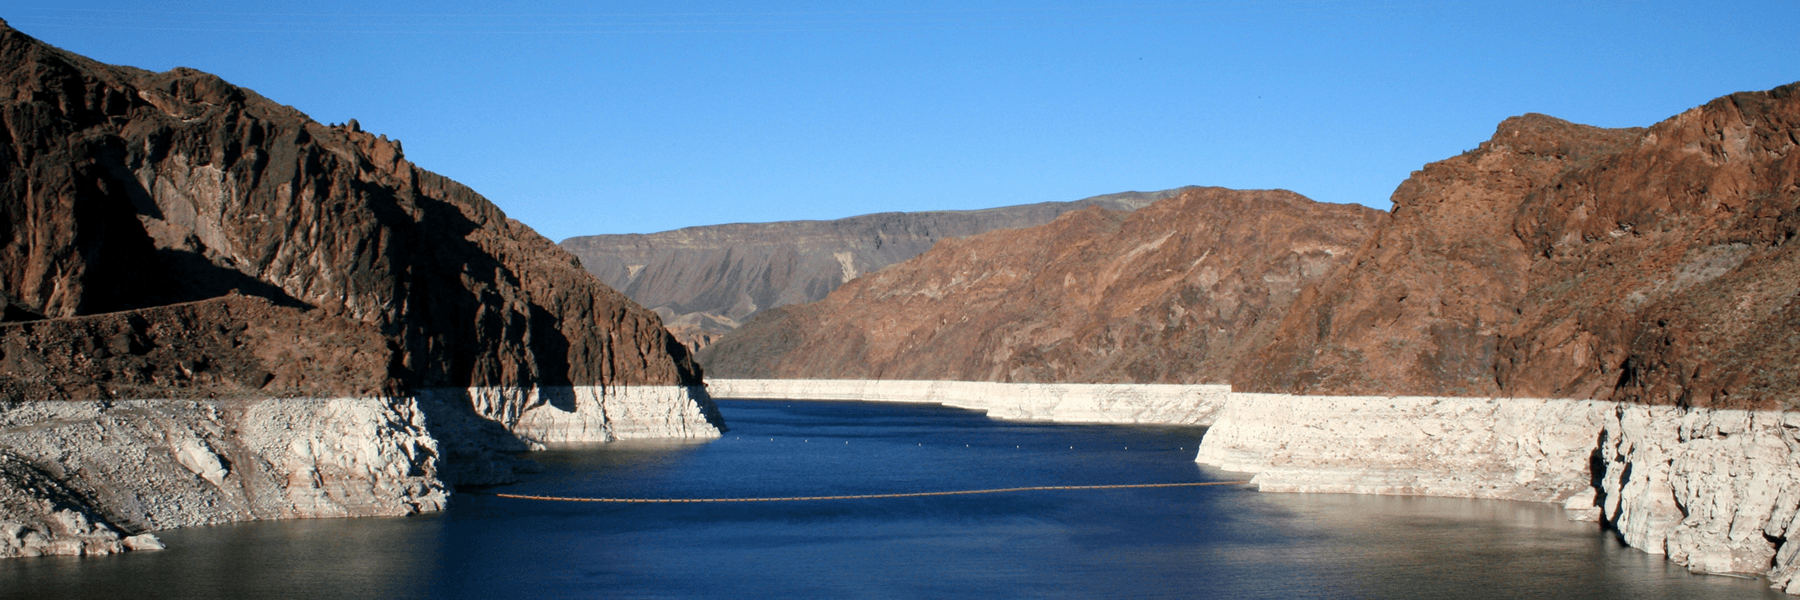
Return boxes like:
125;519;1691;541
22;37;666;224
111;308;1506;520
698;188;1384;383
559;188;1192;350
699;83;1800;410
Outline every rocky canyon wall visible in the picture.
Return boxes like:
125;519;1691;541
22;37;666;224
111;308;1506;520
0;20;721;557
1236;84;1799;409
1203;81;1800;592
700;188;1384;383
560;189;1187;350
699;82;1800;593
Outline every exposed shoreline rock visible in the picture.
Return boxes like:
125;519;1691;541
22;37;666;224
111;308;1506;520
1195;392;1800;594
708;378;1228;425
715;379;1800;594
0;383;724;558
0;396;445;558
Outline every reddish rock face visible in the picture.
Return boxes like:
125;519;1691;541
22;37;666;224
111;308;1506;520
0;21;699;397
0;295;391;401
1237;84;1800;410
561;189;1188;352
702;188;1384;383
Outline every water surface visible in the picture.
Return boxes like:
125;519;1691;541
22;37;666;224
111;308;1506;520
1;399;1784;599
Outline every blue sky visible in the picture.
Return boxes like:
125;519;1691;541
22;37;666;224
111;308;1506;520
9;2;1798;241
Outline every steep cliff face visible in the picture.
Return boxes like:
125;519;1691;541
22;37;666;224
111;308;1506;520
1199;82;1800;592
1238;84;1800;409
560;189;1187;350
0;20;721;558
702;188;1384;383
0;20;701;393
1194;394;1800;591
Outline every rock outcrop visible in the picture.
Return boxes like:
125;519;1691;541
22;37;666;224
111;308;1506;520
560;189;1189;350
1194;394;1800;593
1236;84;1800;409
0;19;721;557
0;295;389;402
700;188;1384;383
1200;82;1800;592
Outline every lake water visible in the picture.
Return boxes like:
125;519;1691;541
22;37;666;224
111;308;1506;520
1;399;1787;599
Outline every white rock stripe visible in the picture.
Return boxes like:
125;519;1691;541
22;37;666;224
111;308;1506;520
707;379;1229;425
0;384;726;559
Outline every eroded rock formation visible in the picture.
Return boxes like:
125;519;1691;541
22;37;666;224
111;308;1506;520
1204;82;1800;592
1194;395;1800;593
701;188;1384;383
560;189;1188;350
1237;85;1800;409
0;19;720;558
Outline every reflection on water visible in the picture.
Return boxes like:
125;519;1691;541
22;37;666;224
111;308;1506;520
0;399;1785;599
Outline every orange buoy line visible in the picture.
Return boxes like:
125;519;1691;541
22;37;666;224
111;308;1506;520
479;481;1252;503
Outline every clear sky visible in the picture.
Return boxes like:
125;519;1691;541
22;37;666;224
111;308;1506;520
9;2;1798;241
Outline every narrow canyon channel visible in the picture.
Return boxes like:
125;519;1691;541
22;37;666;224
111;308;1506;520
2;399;1785;599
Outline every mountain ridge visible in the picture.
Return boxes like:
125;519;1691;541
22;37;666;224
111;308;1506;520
699;187;1385;383
560;188;1193;349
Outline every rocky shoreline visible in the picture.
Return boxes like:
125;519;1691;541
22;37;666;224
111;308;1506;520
710;378;1800;595
1201;394;1800;593
0;387;722;559
708;378;1228;425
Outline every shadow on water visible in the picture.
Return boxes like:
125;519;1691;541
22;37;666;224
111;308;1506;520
0;398;1786;599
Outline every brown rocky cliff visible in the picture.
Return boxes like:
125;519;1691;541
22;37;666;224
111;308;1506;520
0;21;698;395
0;295;390;401
702;188;1384;383
1237;83;1800;410
560;189;1189;351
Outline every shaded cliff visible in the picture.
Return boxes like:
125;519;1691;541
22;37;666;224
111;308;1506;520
0;19;700;397
1236;83;1800;410
560;188;1189;350
0;19;726;558
702;188;1384;383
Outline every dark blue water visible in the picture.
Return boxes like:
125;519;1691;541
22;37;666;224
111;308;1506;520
1;399;1786;599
